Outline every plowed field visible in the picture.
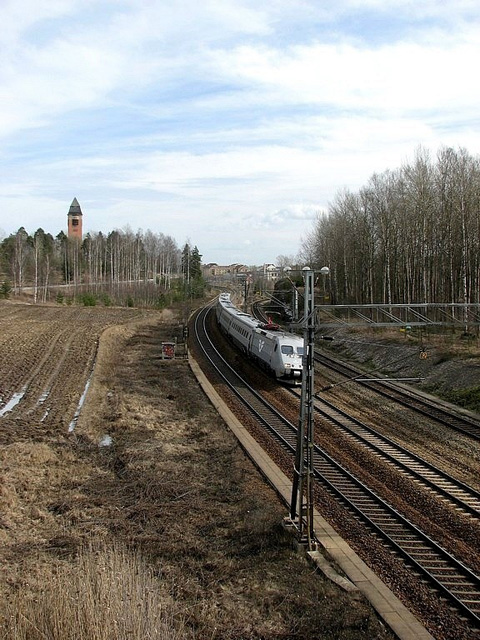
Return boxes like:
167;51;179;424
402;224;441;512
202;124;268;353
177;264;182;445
0;302;150;444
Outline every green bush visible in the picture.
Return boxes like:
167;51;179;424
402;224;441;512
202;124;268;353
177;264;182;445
0;280;12;299
443;386;480;413
79;293;97;306
154;293;168;309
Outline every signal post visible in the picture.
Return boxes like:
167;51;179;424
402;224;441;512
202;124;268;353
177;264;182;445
288;266;329;550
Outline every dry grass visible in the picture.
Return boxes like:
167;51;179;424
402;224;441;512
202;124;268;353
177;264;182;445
1;543;189;640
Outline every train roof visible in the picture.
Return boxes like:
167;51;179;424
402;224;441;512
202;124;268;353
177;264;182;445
218;293;260;329
253;325;304;343
218;293;304;343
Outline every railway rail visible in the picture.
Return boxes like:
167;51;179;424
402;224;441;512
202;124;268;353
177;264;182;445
193;302;480;634
314;350;480;441
252;302;480;441
287;387;480;518
255;298;480;518
254;298;480;440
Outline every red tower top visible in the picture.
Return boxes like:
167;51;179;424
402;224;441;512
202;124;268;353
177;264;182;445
67;197;83;240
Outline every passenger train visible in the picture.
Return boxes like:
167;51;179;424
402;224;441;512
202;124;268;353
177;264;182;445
216;292;304;383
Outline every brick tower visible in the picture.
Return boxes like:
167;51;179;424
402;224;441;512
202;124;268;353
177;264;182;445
67;197;83;240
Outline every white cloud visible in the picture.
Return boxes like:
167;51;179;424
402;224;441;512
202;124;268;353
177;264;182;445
0;0;78;44
211;29;480;115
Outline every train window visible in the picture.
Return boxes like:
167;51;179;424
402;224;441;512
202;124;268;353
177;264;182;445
297;346;304;355
281;345;294;355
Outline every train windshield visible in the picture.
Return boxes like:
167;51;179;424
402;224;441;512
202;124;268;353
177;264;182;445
281;344;304;356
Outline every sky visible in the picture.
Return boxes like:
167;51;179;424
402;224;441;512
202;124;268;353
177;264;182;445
1;1;480;266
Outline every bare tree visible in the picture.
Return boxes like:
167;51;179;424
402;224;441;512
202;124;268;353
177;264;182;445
300;146;480;306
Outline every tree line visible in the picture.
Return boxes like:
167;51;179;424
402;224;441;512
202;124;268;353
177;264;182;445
0;226;204;307
300;146;480;305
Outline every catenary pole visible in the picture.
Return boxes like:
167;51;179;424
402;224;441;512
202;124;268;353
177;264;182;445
290;267;315;546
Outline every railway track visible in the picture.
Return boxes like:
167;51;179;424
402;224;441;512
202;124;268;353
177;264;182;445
254;298;480;440
193;303;480;633
286;387;480;518
314;350;480;441
255;299;480;517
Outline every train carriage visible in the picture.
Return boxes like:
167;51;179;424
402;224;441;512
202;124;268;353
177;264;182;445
216;293;258;353
216;293;304;383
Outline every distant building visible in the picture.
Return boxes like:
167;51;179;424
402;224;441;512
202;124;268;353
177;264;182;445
67;197;83;240
202;262;284;284
202;263;249;278
262;263;280;281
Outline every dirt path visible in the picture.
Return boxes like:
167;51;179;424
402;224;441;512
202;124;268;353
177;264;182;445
0;302;393;639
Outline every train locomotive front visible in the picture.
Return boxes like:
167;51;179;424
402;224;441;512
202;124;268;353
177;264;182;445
216;293;304;384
